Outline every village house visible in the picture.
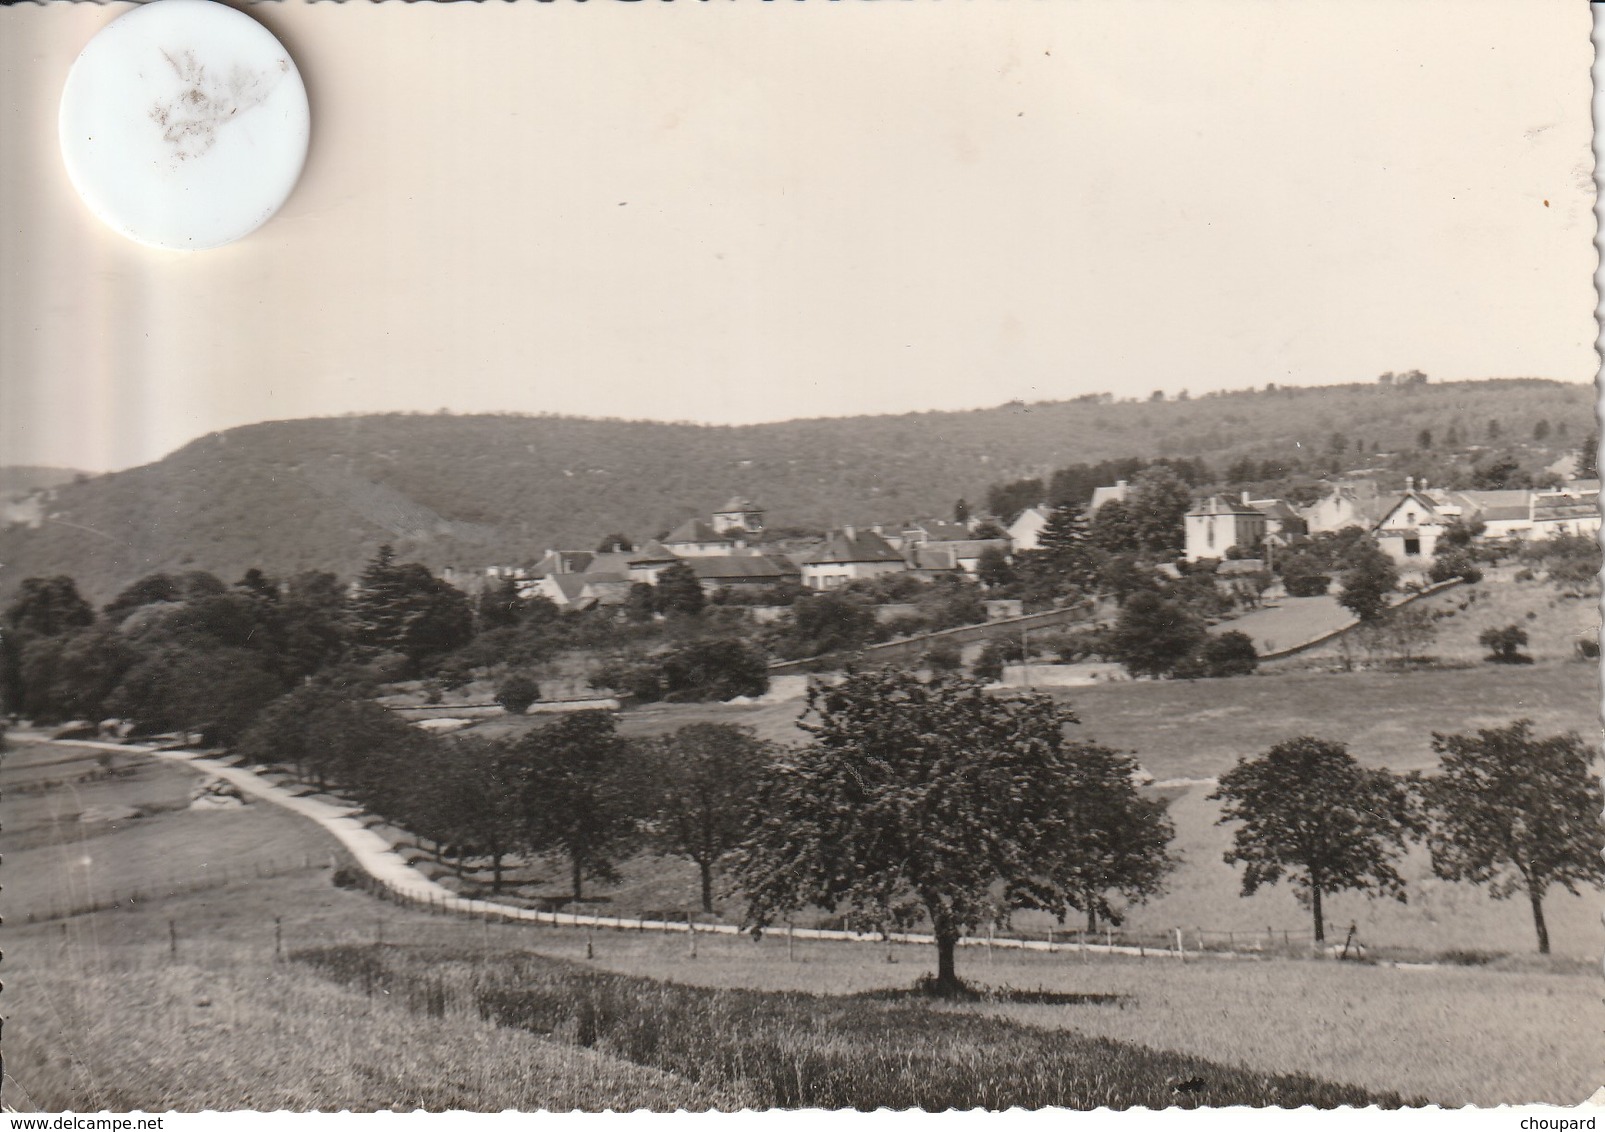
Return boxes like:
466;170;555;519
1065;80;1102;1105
660;518;746;557
1371;478;1450;563
1443;489;1533;540
799;526;908;590
683;554;802;590
1302;480;1389;534
904;538;1012;577
1005;506;1052;552
1088;479;1130;513
1529;483;1601;540
1183;495;1268;562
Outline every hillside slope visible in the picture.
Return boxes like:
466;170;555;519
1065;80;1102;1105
0;378;1591;602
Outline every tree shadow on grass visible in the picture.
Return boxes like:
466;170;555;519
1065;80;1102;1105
855;982;1128;1008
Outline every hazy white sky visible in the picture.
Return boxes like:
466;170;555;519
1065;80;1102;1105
1;0;1597;471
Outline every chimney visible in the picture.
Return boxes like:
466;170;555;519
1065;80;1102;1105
1241;490;1252;504
1405;476;1415;491
842;525;856;541
1116;479;1128;489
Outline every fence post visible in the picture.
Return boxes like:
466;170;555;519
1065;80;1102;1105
686;914;696;959
1174;927;1184;961
1080;929;1088;964
1046;926;1053;952
275;916;282;958
169;919;178;961
1195;926;1204;952
587;928;595;961
787;922;795;962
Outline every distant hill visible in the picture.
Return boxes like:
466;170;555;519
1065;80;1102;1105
0;378;1592;603
0;466;87;494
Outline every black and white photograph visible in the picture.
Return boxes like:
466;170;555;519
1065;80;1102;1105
0;0;1600;1116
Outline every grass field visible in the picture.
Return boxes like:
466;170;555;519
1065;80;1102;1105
6;740;1601;1109
1287;571;1599;666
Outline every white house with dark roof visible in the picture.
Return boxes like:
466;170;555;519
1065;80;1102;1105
1184;496;1268;562
1530;484;1600;540
1006;506;1052;552
662;517;742;556
1372;479;1451;562
799;527;908;590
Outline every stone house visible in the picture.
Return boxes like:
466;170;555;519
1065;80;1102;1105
799;527;908;590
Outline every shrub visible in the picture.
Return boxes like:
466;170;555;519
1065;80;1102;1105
494;673;541;715
1478;625;1531;664
1197;631;1259;677
1279;555;1331;597
1575;636;1599;660
1428;550;1482;585
971;642;1007;682
922;638;963;672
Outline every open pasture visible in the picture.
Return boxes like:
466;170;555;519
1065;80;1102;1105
4;742;1597;1110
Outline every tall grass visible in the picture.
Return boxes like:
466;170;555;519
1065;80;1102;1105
292;943;1421;1110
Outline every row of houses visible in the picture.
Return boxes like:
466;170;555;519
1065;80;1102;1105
446;472;1600;610
445;498;1013;610
1181;477;1600;565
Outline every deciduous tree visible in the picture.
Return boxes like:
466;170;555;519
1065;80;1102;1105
1209;737;1417;942
640;723;775;913
1337;543;1398;623
735;671;1085;994
1107;592;1206;678
1421;721;1604;954
516;711;638;903
1053;742;1176;931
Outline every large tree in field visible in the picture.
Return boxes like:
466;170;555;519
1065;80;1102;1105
1054;742;1177;931
1421;721;1604;954
1209;737;1417;943
735;671;1084;995
640;723;775;913
516;710;638;903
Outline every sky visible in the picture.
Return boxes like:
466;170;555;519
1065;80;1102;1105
1;0;1598;472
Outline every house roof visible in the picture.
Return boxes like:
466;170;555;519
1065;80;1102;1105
683;555;800;582
903;519;973;543
663;518;733;546
627;540;679;566
1089;483;1129;512
1248;499;1303;522
1187;495;1264;518
1006;506;1051;533
1532;495;1599;523
531;550;594;578
800;528;906;565
541;573;591;602
1451;490;1531;520
715;496;761;514
1374;489;1446;530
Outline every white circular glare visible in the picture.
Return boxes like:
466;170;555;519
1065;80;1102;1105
59;0;309;251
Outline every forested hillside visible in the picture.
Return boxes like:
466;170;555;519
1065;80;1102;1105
0;378;1592;602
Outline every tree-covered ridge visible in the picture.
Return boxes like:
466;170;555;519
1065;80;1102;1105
0;378;1590;603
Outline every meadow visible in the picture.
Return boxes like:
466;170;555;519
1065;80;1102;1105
5;733;1601;1110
